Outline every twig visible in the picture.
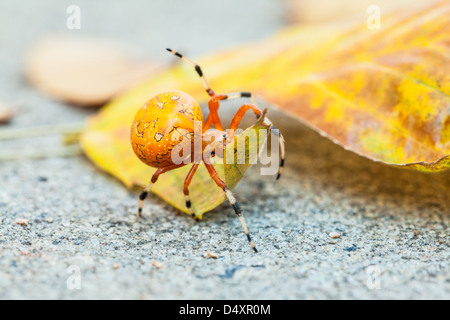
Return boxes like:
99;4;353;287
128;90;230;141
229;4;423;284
0;145;82;160
0;122;85;140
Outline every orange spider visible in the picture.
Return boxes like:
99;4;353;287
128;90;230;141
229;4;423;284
130;48;285;252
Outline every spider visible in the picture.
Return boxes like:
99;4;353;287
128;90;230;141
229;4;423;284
130;48;285;252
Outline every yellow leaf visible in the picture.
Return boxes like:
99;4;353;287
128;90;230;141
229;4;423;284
81;0;449;217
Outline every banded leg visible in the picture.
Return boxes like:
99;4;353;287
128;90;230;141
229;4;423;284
183;163;200;219
138;163;186;217
203;161;258;253
166;48;225;132
275;131;285;180
166;49;256;105
166;48;215;97
166;49;259;133
223;92;255;103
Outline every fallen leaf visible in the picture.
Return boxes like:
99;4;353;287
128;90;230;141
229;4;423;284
25;35;163;107
81;1;449;217
204;0;450;172
82;0;449;172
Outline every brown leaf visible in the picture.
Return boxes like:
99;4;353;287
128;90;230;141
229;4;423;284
25;35;163;107
95;0;447;172
79;1;449;219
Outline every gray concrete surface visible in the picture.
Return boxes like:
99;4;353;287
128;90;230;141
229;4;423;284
0;0;448;299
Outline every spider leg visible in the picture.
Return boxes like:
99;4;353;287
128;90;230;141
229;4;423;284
228;103;263;134
202;92;257;132
183;163;200;220
223;92;254;102
138;163;186;217
166;48;215;97
203;98;224;132
223;104;286;180
275;130;285;180
166;48;224;132
166;49;255;104
203;161;258;253
166;49;259;134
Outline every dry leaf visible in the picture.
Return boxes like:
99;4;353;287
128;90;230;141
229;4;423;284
81;0;449;172
80;1;449;218
25;35;162;107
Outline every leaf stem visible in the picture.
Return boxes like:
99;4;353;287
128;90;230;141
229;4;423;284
0;145;83;160
0;122;85;159
0;122;85;140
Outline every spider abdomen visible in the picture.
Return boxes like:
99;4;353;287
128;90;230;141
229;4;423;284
131;90;203;167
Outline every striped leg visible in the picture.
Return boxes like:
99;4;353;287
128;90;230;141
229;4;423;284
166;48;225;132
223;92;255;103
138;163;186;217
138;181;153;217
203;161;258;253
166;48;215;97
166;49;262;135
183;163;200;220
166;49;257;105
274;130;285;180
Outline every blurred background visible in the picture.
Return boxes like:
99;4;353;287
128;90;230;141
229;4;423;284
0;0;284;109
0;0;415;128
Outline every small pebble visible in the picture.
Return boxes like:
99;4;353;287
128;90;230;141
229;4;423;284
15;218;29;226
329;231;341;239
344;244;359;252
0;103;14;124
152;261;164;269
206;251;218;259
